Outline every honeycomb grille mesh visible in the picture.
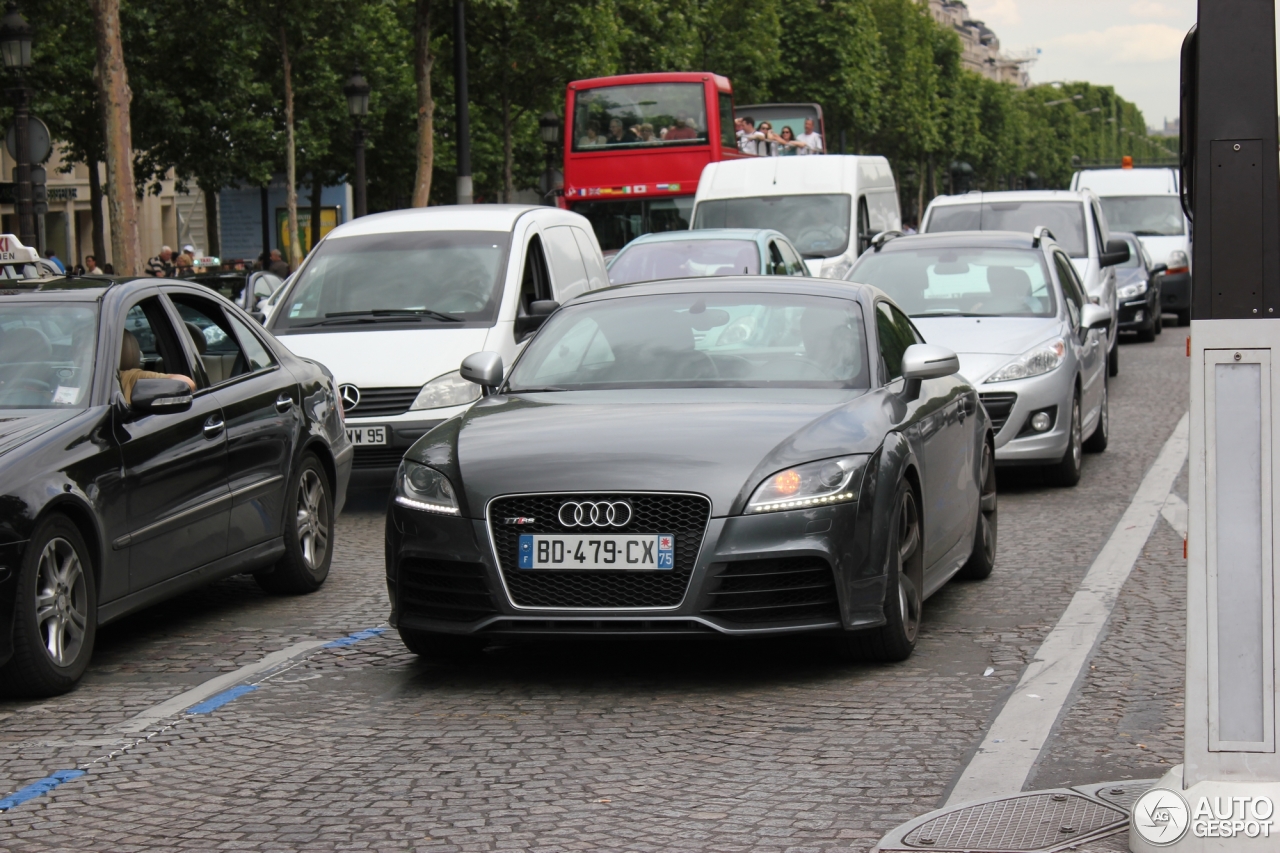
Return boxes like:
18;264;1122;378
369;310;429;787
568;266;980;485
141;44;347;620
489;493;710;608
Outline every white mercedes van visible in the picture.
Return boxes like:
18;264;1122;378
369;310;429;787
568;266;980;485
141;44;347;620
1070;166;1192;326
264;205;609;476
690;155;901;279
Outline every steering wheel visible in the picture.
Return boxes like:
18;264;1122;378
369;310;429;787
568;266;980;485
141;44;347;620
436;290;487;313
795;225;840;250
758;355;833;381
11;377;53;394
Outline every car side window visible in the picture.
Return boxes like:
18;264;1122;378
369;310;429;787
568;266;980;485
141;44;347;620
1053;252;1084;332
118;297;192;401
543;225;590;301
519;234;552;315
891;304;925;345
767;241;787;275
857;196;872;256
876;302;914;383
226;314;276;371
168;293;261;387
777;240;806;275
570;226;609;290
1090;201;1109;256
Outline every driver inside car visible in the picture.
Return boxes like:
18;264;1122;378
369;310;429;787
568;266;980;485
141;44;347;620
118;330;195;405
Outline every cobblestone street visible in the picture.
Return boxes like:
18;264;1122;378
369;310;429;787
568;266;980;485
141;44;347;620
0;332;1190;852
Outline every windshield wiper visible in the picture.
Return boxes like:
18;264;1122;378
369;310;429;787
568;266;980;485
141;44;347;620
327;309;462;323
510;386;569;393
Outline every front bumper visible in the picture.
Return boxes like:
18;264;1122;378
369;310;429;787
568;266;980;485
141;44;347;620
980;365;1076;464
1117;294;1156;330
385;498;887;638
0;540;27;666
1159;271;1191;312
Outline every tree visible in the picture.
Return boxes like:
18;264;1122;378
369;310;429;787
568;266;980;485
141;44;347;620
88;0;141;275
412;0;435;206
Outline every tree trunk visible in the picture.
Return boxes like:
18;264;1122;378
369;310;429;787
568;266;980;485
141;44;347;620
411;0;435;207
87;159;107;265
202;182;220;258
309;174;323;252
88;0;141;275
280;25;302;271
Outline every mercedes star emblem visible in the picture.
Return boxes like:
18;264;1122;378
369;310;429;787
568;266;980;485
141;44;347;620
338;384;361;412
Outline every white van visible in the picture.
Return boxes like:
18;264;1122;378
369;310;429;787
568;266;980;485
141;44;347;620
690;155;901;279
1070;166;1192;326
264;205;609;475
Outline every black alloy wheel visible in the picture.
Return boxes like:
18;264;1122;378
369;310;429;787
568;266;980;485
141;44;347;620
255;454;334;594
840;481;923;662
958;441;997;581
1046;392;1084;487
0;515;97;697
398;629;489;660
1083;377;1109;453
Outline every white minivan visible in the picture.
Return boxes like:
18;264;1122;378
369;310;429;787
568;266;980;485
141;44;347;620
264;205;609;475
1070;166;1192;326
690;155;901;279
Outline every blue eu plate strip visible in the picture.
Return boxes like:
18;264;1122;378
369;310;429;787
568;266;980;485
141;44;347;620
324;626;387;648
518;534;533;568
0;768;85;811
186;684;258;715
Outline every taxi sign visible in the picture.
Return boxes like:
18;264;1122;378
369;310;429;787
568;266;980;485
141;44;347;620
0;234;40;264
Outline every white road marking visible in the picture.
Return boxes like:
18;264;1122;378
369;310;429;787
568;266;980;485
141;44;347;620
945;412;1189;806
114;640;327;733
1162;492;1188;540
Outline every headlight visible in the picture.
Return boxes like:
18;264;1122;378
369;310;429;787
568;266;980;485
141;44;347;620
746;455;869;514
1117;279;1148;299
820;257;853;280
985;338;1066;383
409;370;481;411
395;461;460;514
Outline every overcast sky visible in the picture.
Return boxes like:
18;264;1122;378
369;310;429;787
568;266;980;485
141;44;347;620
968;0;1195;128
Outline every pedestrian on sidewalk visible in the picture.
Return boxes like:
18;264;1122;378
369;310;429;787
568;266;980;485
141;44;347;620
268;248;290;278
45;250;65;273
146;246;175;277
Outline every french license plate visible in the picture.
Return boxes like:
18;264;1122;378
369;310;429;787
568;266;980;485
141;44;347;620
346;425;387;446
518;534;675;570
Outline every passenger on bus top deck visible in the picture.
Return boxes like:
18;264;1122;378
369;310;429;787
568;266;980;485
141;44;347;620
578;122;603;148
607;118;639;145
796;118;823;155
665;111;698;141
637;123;658;144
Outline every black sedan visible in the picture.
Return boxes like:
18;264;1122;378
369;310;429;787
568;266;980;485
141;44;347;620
1113;231;1167;342
0;276;352;696
385;278;996;662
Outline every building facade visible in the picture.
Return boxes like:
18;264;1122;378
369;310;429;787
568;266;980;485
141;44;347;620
926;0;1034;88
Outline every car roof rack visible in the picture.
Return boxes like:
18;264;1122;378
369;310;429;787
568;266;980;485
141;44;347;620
1032;226;1056;247
870;230;904;252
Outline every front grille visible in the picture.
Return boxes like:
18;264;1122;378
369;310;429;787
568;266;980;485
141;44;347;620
398;558;497;622
979;392;1018;433
703;558;840;624
488;493;711;609
352;447;406;469
347;386;419;418
481;618;716;635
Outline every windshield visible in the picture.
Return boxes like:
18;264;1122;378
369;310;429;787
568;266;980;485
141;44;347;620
573;83;709;152
273;231;509;330
0;302;98;408
573;198;693;252
609;239;760;284
508;293;869;391
693;195;851;258
1097;196;1185;236
926;201;1088;257
849;247;1056;318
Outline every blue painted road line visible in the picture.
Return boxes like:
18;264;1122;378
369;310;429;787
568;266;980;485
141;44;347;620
186;684;258;715
0;769;85;811
324;626;387;647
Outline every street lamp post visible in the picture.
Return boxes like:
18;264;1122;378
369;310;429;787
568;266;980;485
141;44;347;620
343;66;370;218
0;3;35;248
538;111;562;201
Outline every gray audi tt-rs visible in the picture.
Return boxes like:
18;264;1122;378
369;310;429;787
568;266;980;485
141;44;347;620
384;278;996;661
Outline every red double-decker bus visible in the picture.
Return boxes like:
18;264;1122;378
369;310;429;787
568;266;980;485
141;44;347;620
561;72;747;252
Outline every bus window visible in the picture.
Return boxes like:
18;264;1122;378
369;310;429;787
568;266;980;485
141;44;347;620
572;198;695;253
719;92;736;150
573;83;708;152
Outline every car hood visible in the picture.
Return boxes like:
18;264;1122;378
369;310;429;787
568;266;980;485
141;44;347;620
271;327;493;388
421;388;888;517
912;317;1063;385
0;409;82;457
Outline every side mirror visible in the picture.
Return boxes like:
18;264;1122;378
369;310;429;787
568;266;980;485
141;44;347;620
1150;263;1169;276
514;299;559;339
901;344;959;401
1080;303;1113;331
130;378;193;415
1100;238;1131;267
460;351;504;391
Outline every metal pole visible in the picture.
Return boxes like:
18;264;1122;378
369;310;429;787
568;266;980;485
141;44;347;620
453;0;472;205
353;118;367;217
12;80;33;247
260;184;270;266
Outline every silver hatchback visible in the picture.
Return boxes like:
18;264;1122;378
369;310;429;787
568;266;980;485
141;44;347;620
847;230;1112;486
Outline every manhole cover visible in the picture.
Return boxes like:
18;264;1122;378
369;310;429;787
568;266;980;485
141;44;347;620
1086;779;1157;812
901;792;1126;851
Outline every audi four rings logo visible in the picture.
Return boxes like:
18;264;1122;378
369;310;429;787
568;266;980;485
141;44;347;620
558;500;633;527
338;384;360;412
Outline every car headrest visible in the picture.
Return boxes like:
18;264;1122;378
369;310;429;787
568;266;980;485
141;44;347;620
120;330;142;371
185;322;207;354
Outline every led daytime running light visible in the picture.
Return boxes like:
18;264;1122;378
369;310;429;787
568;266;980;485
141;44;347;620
394;494;460;515
749;491;856;513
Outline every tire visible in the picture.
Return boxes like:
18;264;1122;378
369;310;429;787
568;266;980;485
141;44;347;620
1177;309;1191;327
1083;377;1109;453
957;441;997;581
0;515;97;697
1136;315;1156;343
838;481;922;663
1108;340;1119;376
1045;392;1084;487
398;629;488;660
255;454;333;594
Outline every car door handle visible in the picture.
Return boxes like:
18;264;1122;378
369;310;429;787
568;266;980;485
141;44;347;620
275;394;293;413
203;416;225;439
